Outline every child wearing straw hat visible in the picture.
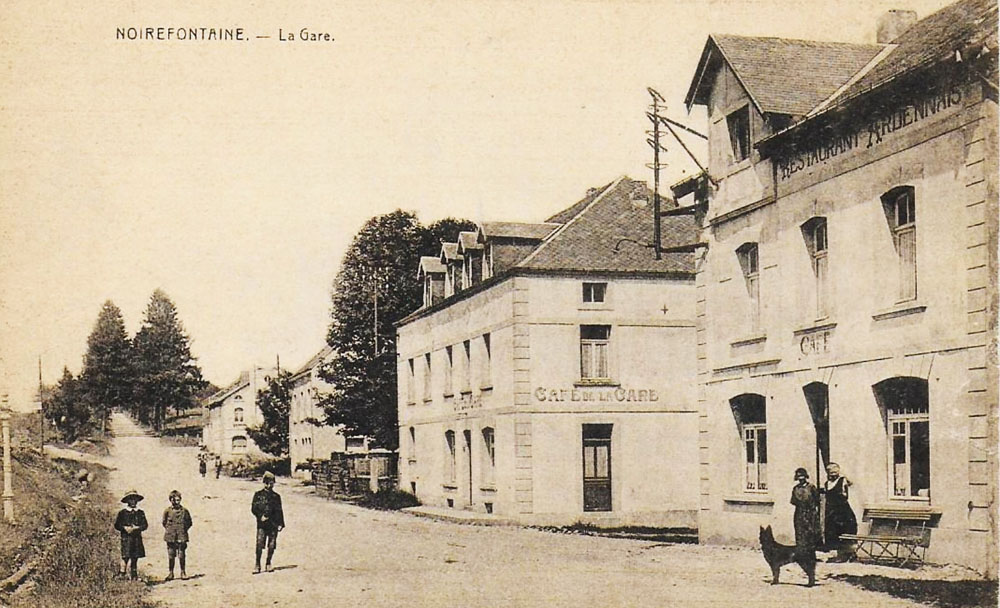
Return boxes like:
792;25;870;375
114;489;148;580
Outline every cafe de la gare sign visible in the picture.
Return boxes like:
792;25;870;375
534;386;660;403
776;83;963;182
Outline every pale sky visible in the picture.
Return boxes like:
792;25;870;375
0;0;954;410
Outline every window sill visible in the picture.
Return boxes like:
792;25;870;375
407;458;417;464
574;379;620;388
442;484;458;491
422;397;433;404
793;321;837;336
723;494;773;505
872;302;926;322
406;401;416;407
730;334;767;348
479;485;497;492
479;385;493;392
459;390;473;397
443;392;455;399
578;304;613;311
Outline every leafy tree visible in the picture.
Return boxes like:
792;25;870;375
246;370;293;457
321;212;475;448
133;289;206;431
43;367;92;442
79;300;135;435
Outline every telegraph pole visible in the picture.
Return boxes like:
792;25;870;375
1;394;15;524
38;357;44;451
646;88;668;260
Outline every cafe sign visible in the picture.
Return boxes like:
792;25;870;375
534;387;660;403
776;84;962;182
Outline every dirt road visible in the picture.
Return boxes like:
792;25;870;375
104;413;934;607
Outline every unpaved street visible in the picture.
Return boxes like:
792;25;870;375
104;414;933;608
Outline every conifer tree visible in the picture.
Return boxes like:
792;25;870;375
133;289;206;431
79;300;135;435
246;370;293;457
44;367;91;442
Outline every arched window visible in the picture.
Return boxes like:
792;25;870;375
481;427;495;487
881;186;917;301
731;393;767;492
801;218;829;318
873;377;929;499
233;407;244;424
232;436;247;454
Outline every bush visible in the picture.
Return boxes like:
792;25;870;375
223;454;290;478
355;489;420;511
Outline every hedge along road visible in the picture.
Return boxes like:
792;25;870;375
103;413;929;608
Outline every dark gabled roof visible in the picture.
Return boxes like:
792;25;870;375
478;221;561;241
439;242;462;262
205;371;250;406
516;177;696;275
457;231;482;252
839;0;997;100
545;183;612;223
685;34;883;115
418;255;445;277
293;344;334;377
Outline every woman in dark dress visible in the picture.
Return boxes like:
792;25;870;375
821;462;857;561
790;467;820;560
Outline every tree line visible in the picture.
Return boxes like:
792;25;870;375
43;290;206;441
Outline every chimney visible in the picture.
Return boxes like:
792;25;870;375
877;10;917;44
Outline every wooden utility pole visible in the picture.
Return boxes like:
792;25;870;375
1;394;15;524
39;357;44;451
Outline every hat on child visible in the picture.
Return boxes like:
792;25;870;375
121;489;144;503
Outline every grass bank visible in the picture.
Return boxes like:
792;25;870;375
1;413;152;608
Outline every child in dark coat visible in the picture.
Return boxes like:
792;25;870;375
162;490;193;580
114;490;148;580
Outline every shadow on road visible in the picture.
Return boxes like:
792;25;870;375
829;574;998;608
146;573;207;587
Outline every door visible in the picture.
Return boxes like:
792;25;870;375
582;424;613;512
463;430;473;506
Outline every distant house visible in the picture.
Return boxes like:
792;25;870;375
288;345;368;478
202;366;275;460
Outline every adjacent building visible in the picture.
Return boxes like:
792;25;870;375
202;366;276;460
675;0;997;573
288;345;354;478
397;177;701;527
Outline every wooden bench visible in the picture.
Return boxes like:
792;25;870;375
840;507;934;566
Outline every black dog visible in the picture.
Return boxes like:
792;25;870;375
759;525;816;586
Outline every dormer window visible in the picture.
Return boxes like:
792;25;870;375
727;105;751;162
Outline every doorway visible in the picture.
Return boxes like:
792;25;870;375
803;383;830;481
583;424;613;512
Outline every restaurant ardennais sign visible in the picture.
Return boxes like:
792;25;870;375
776;84;963;182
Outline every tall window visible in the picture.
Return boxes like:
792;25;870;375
582;282;607;303
233;407;244;424
874;377;930;499
481;427;495;487
726;105;751;162
883;186;917;301
444;346;454;397
480;333;492;389
461;340;472;394
731;394;767;492
444;430;457;484
580;325;610;380
737;243;760;332
802;218;829;318
422;353;432;401
409;427;416;460
406;358;415;404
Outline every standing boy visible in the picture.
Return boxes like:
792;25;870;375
114;490;148;580
162;489;193;580
250;471;284;573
